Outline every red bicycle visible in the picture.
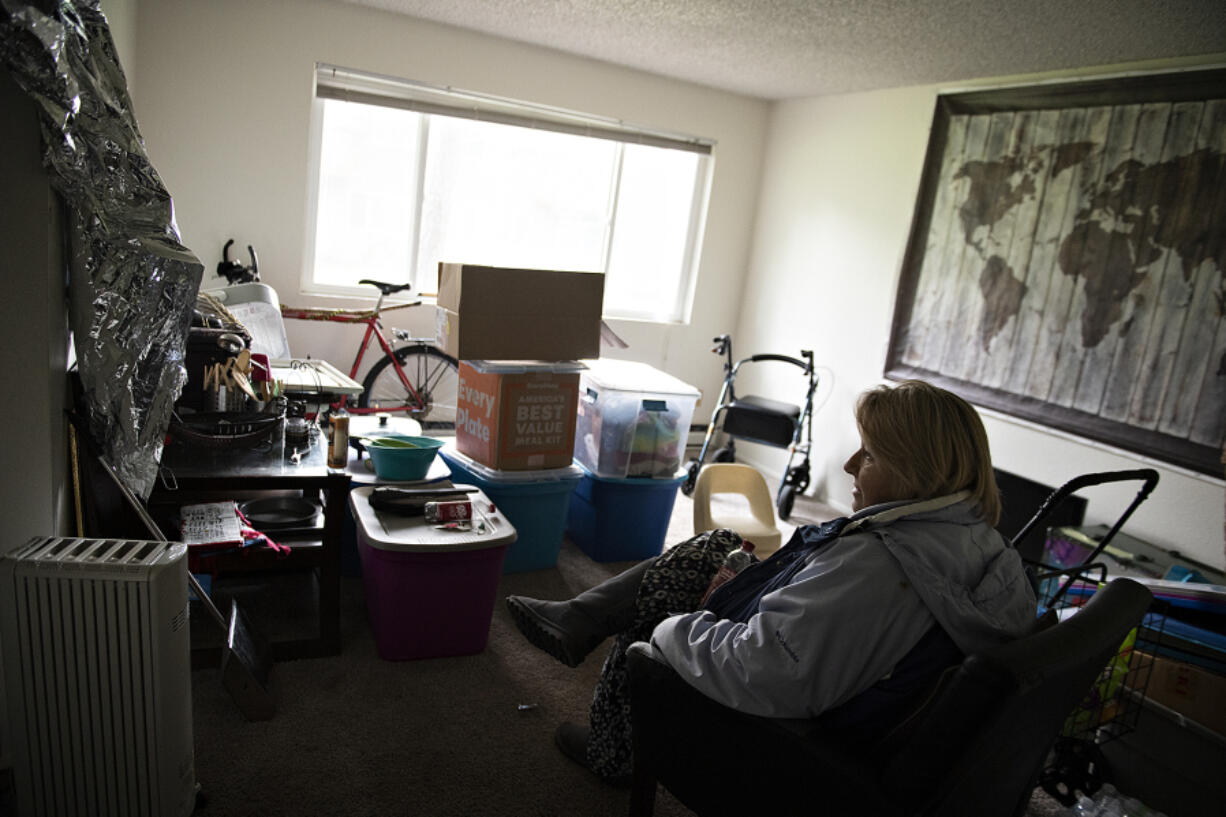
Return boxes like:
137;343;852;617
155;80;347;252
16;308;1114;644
280;279;459;429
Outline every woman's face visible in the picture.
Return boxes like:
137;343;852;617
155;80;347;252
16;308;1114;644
843;438;909;511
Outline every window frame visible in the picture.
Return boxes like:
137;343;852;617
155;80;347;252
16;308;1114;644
301;63;715;324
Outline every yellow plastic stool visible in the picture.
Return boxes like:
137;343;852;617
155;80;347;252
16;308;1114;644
692;464;783;557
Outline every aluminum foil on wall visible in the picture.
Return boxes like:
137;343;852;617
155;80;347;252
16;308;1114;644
2;0;203;497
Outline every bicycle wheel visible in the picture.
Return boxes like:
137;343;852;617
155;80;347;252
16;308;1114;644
359;346;459;430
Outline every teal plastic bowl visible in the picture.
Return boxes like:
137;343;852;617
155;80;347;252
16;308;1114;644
364;435;445;481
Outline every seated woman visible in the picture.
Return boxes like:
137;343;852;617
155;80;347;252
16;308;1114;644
506;379;1037;783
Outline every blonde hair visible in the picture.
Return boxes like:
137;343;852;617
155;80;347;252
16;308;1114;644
854;380;1001;526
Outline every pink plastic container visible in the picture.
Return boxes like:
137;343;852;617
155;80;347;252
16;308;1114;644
349;486;516;660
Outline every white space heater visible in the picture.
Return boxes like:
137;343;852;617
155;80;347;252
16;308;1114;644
1;537;196;817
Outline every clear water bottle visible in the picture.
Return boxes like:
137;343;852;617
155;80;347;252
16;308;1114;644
725;542;755;572
701;541;756;604
1095;784;1124;817
1068;795;1099;816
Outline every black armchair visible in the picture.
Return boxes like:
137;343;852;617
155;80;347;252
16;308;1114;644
627;577;1153;817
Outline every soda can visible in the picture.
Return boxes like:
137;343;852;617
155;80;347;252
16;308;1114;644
424;499;472;523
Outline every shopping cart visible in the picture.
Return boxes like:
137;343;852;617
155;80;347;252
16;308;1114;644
1007;469;1166;806
680;334;818;520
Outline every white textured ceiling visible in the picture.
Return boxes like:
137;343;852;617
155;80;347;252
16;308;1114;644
340;0;1226;99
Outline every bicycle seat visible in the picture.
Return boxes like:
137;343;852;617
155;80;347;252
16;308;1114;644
359;279;414;296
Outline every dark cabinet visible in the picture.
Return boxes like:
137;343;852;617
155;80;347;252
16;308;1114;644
151;437;349;667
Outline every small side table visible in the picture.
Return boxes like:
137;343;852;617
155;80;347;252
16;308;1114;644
153;432;350;666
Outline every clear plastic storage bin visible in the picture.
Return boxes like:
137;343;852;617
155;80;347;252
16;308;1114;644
574;359;699;479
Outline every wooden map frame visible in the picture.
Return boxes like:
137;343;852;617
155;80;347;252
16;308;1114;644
886;68;1226;477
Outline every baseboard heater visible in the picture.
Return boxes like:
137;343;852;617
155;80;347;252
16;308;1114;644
1;537;196;817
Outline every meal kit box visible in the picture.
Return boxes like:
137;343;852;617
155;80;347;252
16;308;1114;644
456;360;583;470
435;263;605;361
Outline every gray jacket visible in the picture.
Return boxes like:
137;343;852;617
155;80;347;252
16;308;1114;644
650;492;1037;718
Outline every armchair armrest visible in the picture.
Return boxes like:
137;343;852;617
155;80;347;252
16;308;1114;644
627;641;900;817
626;639;667;668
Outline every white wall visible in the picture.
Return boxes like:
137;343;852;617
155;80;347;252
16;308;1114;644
0;1;138;550
102;0;137;92
738;59;1226;570
130;0;769;409
0;68;69;549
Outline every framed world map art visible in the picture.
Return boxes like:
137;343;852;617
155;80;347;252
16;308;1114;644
886;67;1226;477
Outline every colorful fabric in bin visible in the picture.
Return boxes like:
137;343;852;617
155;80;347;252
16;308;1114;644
625;404;687;478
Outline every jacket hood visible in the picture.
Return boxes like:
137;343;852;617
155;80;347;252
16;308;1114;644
858;493;1037;655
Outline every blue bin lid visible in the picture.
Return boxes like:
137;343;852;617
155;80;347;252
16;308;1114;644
440;442;583;484
574;460;686;485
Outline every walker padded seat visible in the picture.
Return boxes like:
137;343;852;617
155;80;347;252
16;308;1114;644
692;464;783;557
720;395;799;447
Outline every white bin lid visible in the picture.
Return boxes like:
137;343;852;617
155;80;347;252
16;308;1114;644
578;358;700;397
463;360;587;375
350;485;517;552
202;282;292;360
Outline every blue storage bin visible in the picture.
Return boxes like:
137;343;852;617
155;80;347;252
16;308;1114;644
567;465;686;562
439;444;582;573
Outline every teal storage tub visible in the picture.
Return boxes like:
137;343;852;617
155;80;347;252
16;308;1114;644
566;464;686;562
439;444;582;573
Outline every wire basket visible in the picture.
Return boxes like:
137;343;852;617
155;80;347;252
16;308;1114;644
168;411;283;450
1032;561;1168;803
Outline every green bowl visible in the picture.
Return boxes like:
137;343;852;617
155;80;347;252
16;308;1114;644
364;435;444;481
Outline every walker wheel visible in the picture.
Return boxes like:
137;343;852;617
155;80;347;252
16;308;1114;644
777;484;797;521
712;446;735;463
787;462;811;494
681;460;700;496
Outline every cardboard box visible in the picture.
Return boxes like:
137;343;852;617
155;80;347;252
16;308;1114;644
435;263;604;361
456;360;583;471
1137;652;1226;735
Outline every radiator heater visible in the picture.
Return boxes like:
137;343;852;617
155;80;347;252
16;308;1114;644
1;537;196;817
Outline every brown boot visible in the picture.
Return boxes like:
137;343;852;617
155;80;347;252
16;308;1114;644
554;722;630;787
506;557;653;667
554;721;591;767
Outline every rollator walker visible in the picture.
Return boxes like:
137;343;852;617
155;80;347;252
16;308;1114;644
681;334;818;520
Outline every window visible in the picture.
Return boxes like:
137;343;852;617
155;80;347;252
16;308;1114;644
305;64;715;323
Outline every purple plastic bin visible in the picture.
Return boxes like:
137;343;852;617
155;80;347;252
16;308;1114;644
349;485;516;660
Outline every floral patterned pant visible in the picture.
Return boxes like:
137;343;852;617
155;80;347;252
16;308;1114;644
584;528;744;781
